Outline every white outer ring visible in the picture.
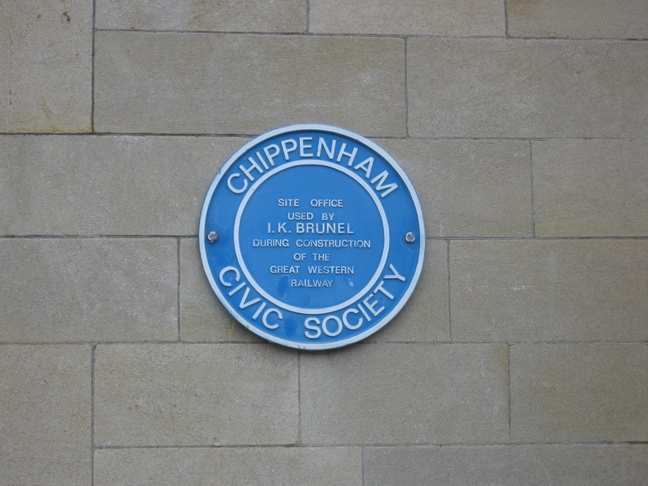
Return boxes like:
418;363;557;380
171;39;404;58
199;124;426;350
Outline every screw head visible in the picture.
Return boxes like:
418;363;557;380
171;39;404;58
405;232;416;243
207;231;219;243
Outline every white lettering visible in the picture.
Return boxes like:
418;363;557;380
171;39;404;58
322;316;343;337
342;308;363;330
237;286;261;309
290;279;334;288
363;292;385;317
310;199;343;207
262;308;282;329
307;265;354;275
299;137;313;157
263;144;280;166
219;266;241;287
373;280;395;300
227;173;247;194
354;157;374;178
385;263;406;281
304;317;321;339
287;212;314;221
317;138;336;160
296;222;354;234
336;143;358;166
239;155;264;182
371;170;398;198
269;265;300;274
278;198;300;207
252;301;266;320
281;139;298;160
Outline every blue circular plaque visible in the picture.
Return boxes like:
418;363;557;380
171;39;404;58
199;125;424;350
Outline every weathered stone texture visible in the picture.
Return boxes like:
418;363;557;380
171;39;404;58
301;343;508;444
94;344;299;446
95;447;362;485
511;344;648;442
0;239;178;343
450;240;648;342
180;238;261;342
365;444;648;485
369;241;450;342
310;0;504;36
3;2;647;485
0;0;91;132
377;139;531;237
95;32;405;137
0;135;245;236
533;140;648;237
508;0;648;39
408;38;648;138
96;0;307;32
0;345;91;485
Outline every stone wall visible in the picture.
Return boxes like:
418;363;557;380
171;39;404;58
1;1;647;484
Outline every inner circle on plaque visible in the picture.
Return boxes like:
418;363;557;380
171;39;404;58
234;161;389;314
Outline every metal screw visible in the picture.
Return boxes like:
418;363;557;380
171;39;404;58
207;231;219;243
405;232;416;243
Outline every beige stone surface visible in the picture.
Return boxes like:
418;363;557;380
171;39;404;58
533;140;648;237
377;139;532;237
408;38;648;138
301;343;508;444
310;0;504;36
365;444;648;485
95;447;361;485
96;0;307;32
0;238;177;343
369;240;449;342
450;240;648;342
94;344;299;446
509;0;648;39
180;238;261;342
0;135;245;236
0;345;91;485
95;32;405;137
3;1;648;484
511;344;648;442
0;0;91;132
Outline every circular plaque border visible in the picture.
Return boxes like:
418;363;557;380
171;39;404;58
233;160;390;315
199;124;425;350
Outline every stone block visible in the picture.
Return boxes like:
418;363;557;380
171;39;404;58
0;238;177;343
300;343;508;444
180;238;261;342
94;343;299;446
450;240;648;341
0;345;91;485
0;0;91;132
95;32;405;137
508;0;648;39
377;139;532;237
369;240;450;342
511;344;648;442
95;447;361;485
310;0;504;36
0;135;245;236
96;0;307;32
408;38;648;138
365;444;648;485
533;140;648;237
